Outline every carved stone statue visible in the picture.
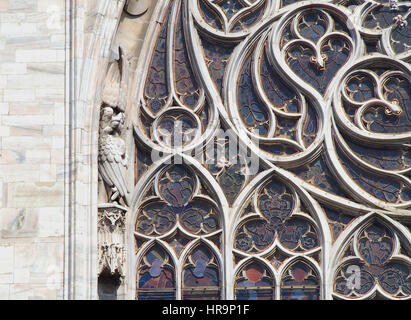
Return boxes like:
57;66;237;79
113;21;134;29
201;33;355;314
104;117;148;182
98;47;130;206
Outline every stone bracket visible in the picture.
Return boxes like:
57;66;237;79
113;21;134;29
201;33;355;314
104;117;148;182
98;203;128;278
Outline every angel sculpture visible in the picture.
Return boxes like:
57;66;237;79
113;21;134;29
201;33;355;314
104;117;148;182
98;47;130;205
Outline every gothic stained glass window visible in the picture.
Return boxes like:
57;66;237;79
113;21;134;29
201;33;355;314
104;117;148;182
129;0;411;300
235;261;275;300
137;245;176;300
281;261;320;300
182;244;222;300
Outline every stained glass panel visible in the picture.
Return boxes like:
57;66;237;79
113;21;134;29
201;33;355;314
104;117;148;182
131;0;411;301
235;262;275;300
281;261;320;300
137;245;176;300
182;244;221;300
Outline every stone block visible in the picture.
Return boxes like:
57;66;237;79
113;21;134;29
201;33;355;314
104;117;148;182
7;182;63;208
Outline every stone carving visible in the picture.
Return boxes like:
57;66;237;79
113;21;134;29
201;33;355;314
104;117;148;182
125;0;150;16
98;204;127;277
98;47;130;206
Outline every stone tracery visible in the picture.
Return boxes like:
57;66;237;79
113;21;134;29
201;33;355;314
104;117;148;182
97;0;411;300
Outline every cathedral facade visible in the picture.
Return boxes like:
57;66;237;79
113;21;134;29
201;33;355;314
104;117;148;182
0;0;410;300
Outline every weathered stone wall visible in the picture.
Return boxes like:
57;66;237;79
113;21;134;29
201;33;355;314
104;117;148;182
0;0;66;299
0;0;157;299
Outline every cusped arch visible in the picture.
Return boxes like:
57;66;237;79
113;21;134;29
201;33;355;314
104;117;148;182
134;240;178;300
280;256;322;300
180;240;223;300
234;258;276;300
330;212;411;300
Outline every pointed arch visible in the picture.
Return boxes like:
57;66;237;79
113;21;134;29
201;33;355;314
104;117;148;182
234;258;276;300
330;212;411;300
280;257;322;300
181;240;223;300
135;241;177;300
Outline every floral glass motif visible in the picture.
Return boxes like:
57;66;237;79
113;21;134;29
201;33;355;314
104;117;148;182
133;0;411;300
136;165;221;236
135;163;222;299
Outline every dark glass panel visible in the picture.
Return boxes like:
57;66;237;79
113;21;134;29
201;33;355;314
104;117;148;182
183;244;221;300
218;0;245;20
231;2;266;32
267;249;290;269
302;103;318;147
391;15;411;54
274;116;298;140
137;245;176;300
363;5;408;30
336;141;404;204
158;165;195;207
200;35;234;97
260;142;299;156
235;262;275;300
166;230;192;257
144;10;170;114
358;222;394;266
345;73;376;102
238;53;271;136
323;206;355;241
198;0;224;30
379;262;411;295
281;261;320;300
257;180;294;224
281;0;304;7
174;4;200;108
235;219;274;252
342;133;411;171
136;201;176;236
297;11;327;42
205;135;247;205
286;37;351;95
259;46;300;113
334;263;375;296
180;200;220;235
278;218;319;251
